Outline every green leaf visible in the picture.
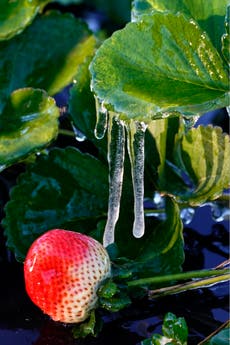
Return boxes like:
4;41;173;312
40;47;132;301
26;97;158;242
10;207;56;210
99;292;131;312
0;11;96;110
133;197;184;277
0;0;49;41
90;12;229;122
146;120;230;205
142;312;188;345
172;125;230;205
132;0;229;55
97;279;117;298
0;88;59;171
145;117;181;191
222;5;230;67
2;147;108;261
162;313;188;344
72;311;103;339
115;197;184;277
204;328;230;345
68;56;107;159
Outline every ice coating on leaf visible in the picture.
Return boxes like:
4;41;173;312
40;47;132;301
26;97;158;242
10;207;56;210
90;12;229;121
94;97;108;139
103;114;126;247
126;121;147;238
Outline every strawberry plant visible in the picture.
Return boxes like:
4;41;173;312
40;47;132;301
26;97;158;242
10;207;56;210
0;0;229;343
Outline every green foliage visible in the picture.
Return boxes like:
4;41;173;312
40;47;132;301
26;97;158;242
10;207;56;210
0;10;96;112
0;1;229;340
0;88;59;170
0;0;50;41
133;197;184;277
204;328;230;345
90;11;229;121
68;56;107;159
3;147;108;261
142;312;188;345
147;120;230;205
72;311;103;338
222;5;230;67
132;0;229;55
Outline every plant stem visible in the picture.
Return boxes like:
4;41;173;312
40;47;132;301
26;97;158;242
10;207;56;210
127;268;229;287
58;129;75;137
197;320;230;345
148;273;230;298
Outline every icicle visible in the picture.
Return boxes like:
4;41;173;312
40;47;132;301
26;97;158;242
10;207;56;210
94;97;108;139
103;114;126;247
126;120;147;238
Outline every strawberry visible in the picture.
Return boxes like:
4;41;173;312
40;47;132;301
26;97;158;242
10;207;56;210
24;229;111;323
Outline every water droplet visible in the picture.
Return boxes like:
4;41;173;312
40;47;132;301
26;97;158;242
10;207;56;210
94;97;108;139
182;115;199;131
71;123;86;142
180;207;195;225
126;121;147;238
205;201;230;222
103;115;126;247
0;164;6;172
153;191;165;208
144;193;166;220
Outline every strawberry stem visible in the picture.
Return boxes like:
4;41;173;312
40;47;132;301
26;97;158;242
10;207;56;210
148;273;230;298
127;268;229;287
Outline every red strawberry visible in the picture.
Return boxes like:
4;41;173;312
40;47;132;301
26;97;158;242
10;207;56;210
24;229;111;323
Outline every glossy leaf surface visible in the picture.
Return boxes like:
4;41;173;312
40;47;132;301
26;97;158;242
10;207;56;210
90;12;229;122
147;121;230;205
132;0;229;54
3;147;108;261
132;197;184;277
173;125;230;205
112;196;184;276
68;57;107;158
0;88;59;171
0;11;96;110
0;0;49;41
142;312;188;345
204;328;230;345
222;5;230;67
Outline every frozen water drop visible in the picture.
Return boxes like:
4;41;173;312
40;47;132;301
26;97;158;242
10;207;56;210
144;194;166;220
0;164;6;172
180;207;195;225
206;201;230;222
94;97;108;139
182;115;199;131
71;123;86;142
126;121;147;238
103;114;125;247
153;191;165;209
